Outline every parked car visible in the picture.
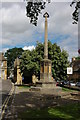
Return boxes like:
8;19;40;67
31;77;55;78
76;82;80;87
67;81;76;86
70;82;76;86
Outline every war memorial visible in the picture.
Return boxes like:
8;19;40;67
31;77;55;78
30;12;61;94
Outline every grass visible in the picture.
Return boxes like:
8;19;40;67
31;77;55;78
18;102;80;120
18;85;30;89
62;87;77;92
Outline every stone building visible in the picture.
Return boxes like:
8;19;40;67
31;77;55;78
0;53;7;80
14;58;22;85
69;58;80;82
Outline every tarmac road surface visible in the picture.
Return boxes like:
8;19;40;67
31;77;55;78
0;78;12;118
2;79;12;104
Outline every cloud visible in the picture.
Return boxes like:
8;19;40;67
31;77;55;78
0;47;9;53
1;0;23;2
0;2;78;60
23;45;35;51
1;0;72;2
1;2;37;47
2;3;33;34
37;2;78;60
58;37;78;60
2;47;9;53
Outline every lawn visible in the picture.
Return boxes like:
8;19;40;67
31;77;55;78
62;87;78;92
18;102;80;120
18;85;30;89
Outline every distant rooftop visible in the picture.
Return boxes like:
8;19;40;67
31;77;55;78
70;59;80;72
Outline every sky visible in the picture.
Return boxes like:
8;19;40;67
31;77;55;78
0;0;78;61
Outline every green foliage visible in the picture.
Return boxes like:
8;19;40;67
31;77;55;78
20;50;40;78
26;2;46;26
26;1;80;25
25;0;50;26
75;56;80;60
48;41;69;81
62;87;77;92
70;1;80;24
20;41;69;81
4;47;24;76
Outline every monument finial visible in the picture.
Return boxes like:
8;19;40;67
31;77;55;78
43;12;49;18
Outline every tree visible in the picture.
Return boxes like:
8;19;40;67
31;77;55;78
20;41;69;82
20;49;41;83
4;47;24;76
25;0;50;26
70;0;80;24
75;56;80;60
25;0;79;25
48;41;69;81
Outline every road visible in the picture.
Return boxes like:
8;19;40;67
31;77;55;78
0;78;12;118
1;79;12;104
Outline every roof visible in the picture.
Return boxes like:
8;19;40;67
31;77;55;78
70;59;80;72
0;53;7;61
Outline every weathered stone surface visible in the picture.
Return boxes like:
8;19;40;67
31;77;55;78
0;53;7;80
40;13;52;83
14;58;22;85
40;59;52;82
31;12;62;95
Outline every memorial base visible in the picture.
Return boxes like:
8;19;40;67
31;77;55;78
29;58;62;95
40;59;52;82
30;81;62;95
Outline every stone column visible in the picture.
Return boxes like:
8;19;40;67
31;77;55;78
43;12;49;59
39;12;52;83
14;58;22;85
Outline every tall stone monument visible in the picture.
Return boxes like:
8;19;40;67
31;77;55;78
40;12;52;83
31;12;62;95
36;12;55;90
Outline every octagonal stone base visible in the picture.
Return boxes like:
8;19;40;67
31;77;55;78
30;81;62;95
40;59;52;82
29;58;62;95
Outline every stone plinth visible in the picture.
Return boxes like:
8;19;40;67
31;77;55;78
35;80;62;95
40;59;52;82
30;84;62;95
36;81;56;88
36;58;55;88
30;59;62;96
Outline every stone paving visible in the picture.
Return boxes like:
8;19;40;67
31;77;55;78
3;86;80;120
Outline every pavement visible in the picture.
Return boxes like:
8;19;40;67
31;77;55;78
3;86;80;120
